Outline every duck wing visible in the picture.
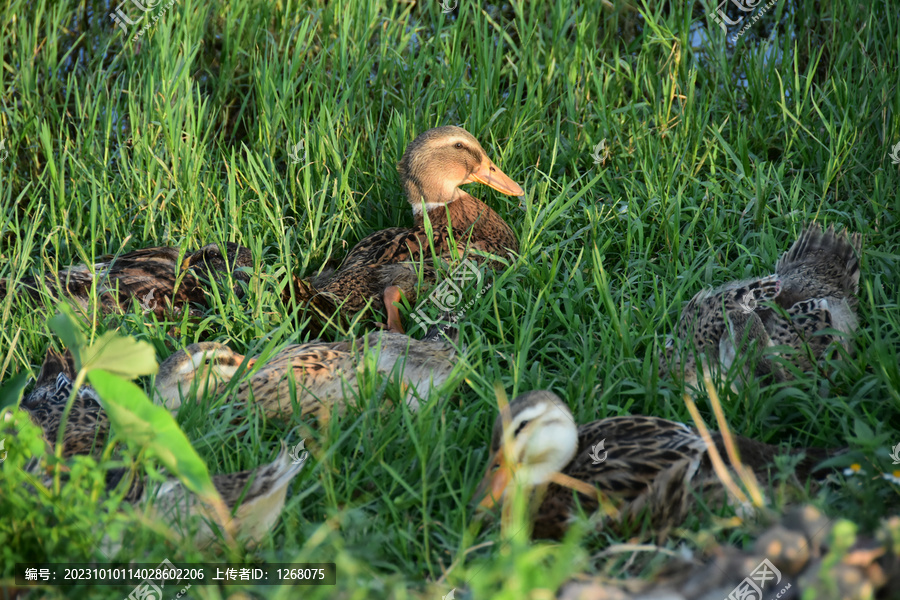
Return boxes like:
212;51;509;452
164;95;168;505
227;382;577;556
230;344;357;417
533;416;705;539
675;275;782;351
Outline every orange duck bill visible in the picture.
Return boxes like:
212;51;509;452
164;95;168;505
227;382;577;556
474;451;513;510
465;158;525;197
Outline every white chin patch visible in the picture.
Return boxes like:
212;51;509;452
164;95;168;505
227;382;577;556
411;202;448;215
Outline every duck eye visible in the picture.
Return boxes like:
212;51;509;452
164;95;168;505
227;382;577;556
490;166;496;172
455;142;463;149
513;419;531;437
204;358;212;365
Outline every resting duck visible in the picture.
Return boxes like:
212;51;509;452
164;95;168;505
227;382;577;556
108;441;308;544
13;348;307;545
0;242;252;318
154;315;460;420
557;505;900;600
290;126;523;333
475;391;831;540
19;348;108;460
662;223;862;385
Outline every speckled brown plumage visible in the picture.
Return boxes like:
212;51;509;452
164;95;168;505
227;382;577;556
476;391;833;540
18;351;305;545
105;442;308;544
557;506;900;600
1;242;252;318
662;224;862;384
758;224;862;369
155;324;459;420
20;348;109;459
289;126;522;329
533;418;828;540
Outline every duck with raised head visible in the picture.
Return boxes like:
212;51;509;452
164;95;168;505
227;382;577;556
0;241;252;319
290;126;523;333
154;315;460;420
662;223;862;386
475;391;833;540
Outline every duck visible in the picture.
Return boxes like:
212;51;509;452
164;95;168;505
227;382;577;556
289;126;524;333
18;348;109;460
662;223;862;386
13;349;307;545
0;241;252;319
154;315;460;420
474;390;832;540
557;505;900;600
107;441;308;545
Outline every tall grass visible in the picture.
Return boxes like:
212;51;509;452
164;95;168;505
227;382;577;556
1;0;899;598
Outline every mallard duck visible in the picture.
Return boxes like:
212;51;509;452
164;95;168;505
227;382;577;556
290;126;523;333
475;391;831;540
662;224;862;385
0;242;252;318
19;348;109;459
154;316;459;419
107;441;308;544
14;350;305;545
557;505;900;600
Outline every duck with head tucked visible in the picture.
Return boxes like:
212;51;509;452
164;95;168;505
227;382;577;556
290;126;524;333
0;242;252;319
475;391;834;540
661;223;862;386
108;441;308;545
17;348;108;460
154;317;460;421
11;347;308;546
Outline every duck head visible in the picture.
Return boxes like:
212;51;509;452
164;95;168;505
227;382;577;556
155;342;249;411
397;126;524;215
475;390;579;509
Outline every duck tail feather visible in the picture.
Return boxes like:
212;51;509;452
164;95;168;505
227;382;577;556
776;223;862;295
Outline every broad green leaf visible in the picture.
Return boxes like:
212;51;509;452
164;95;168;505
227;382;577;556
82;332;159;379
853;418;875;442
48;308;86;367
87;369;218;504
0;373;29;412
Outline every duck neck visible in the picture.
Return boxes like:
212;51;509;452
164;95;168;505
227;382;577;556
404;173;468;217
412;190;487;229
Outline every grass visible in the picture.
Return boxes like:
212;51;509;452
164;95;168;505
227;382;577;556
1;0;899;597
